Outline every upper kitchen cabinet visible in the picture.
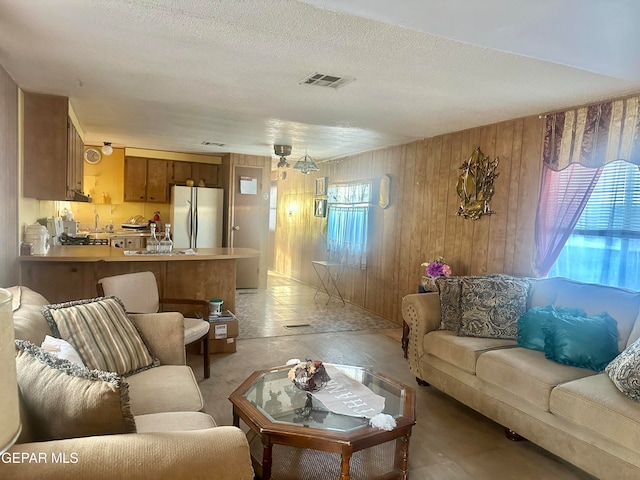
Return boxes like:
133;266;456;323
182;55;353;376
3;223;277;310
146;158;169;202
171;161;192;184
23;92;86;201
191;162;219;186
124;156;169;203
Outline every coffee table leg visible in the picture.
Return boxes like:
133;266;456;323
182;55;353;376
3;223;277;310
395;433;410;479
232;407;240;428
340;451;352;480
262;443;273;480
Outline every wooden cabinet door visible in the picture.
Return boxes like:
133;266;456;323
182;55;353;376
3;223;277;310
23;92;68;199
66;120;84;199
146;159;169;202
192;163;219;186
124;156;147;202
171;161;192;184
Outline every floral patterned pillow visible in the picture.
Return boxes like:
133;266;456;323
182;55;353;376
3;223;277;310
458;276;530;339
606;337;640;402
435;277;462;331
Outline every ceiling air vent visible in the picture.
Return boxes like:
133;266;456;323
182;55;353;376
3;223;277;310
201;141;225;147
299;72;355;89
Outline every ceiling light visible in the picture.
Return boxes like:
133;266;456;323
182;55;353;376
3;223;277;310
101;142;113;156
274;145;292;169
292;152;319;175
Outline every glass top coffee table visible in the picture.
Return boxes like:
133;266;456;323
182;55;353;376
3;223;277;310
229;364;416;480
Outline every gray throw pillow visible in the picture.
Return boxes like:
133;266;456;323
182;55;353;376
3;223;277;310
458;276;530;339
606;337;640;402
435;277;462;331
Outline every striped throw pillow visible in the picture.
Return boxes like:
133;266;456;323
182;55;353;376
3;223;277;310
43;297;158;376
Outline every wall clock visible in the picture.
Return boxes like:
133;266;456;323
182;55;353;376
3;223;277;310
83;148;102;165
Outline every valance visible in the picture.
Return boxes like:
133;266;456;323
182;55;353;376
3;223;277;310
543;96;640;170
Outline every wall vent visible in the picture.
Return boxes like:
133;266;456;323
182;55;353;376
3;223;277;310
201;141;225;147
299;72;355;89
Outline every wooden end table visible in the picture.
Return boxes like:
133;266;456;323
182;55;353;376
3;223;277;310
229;364;416;480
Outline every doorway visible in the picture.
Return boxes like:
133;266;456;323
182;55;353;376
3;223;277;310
231;166;262;288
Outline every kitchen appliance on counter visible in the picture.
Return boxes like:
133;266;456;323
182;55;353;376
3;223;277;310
58;233;110;245
24;224;50;254
62;220;79;235
170;185;223;249
46;217;63;246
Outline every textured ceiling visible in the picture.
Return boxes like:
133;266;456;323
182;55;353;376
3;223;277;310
0;0;639;166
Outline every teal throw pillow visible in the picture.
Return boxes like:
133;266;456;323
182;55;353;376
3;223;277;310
543;311;619;372
518;305;586;351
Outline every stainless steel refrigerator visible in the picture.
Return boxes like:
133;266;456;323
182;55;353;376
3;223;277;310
170;185;224;249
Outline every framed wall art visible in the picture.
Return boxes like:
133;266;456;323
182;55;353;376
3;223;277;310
314;199;327;217
315;176;328;196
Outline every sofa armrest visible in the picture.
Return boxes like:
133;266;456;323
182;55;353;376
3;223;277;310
402;293;441;377
1;427;254;480
128;312;186;365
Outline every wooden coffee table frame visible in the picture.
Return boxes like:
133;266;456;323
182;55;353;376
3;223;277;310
229;365;416;480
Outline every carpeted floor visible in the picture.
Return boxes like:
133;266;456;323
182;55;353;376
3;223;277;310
235;272;400;339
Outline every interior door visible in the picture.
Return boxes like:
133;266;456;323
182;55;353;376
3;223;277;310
232;166;261;288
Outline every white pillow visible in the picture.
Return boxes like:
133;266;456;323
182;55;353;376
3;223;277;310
41;335;85;367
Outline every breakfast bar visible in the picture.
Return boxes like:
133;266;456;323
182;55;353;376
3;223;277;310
19;246;260;313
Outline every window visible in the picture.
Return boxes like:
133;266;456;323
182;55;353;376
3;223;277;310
326;182;371;269
549;160;640;290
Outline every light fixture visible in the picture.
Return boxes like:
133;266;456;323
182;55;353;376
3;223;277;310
0;288;21;453
274;145;291;168
292;151;319;175
101;142;113;156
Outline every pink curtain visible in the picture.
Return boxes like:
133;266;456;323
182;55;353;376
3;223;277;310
533;164;602;276
533;96;640;276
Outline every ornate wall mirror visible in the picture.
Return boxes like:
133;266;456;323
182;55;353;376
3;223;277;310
456;147;499;220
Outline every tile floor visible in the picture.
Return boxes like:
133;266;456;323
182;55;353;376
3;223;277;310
236;271;398;339
188;272;594;480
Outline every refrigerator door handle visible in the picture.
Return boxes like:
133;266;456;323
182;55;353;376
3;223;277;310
193;188;198;249
187;199;193;247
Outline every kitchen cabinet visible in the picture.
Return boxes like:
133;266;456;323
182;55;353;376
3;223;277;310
146;159;169;202
171;161;192;184
191;162;219;186
124;156;147;201
124;157;169;203
23;92;85;200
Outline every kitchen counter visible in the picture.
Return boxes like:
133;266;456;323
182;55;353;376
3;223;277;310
19;246;260;262
20;247;260;313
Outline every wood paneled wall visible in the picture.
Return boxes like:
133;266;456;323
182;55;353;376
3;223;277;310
273;115;545;324
0;64;19;287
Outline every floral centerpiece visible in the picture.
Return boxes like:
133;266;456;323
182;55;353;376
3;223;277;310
287;359;331;392
420;256;452;292
421;256;452;278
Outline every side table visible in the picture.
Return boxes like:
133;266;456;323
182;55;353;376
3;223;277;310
311;260;345;305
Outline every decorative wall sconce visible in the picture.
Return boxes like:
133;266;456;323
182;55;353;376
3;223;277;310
456;147;499;220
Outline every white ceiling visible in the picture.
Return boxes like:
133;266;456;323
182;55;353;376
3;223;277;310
1;0;639;167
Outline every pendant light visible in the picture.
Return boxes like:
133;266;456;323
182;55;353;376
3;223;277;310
292;151;319;174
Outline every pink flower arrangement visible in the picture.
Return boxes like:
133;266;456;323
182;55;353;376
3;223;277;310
421;257;452;278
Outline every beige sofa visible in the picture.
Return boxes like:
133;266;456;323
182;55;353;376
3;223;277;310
403;276;640;480
1;286;254;480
